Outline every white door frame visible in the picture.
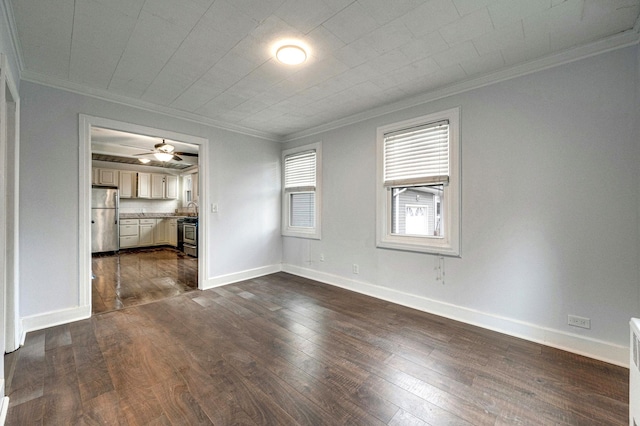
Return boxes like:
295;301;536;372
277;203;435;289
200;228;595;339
79;115;209;312
0;52;20;419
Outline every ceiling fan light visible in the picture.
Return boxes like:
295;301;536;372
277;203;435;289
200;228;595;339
276;45;306;65
154;152;174;162
138;158;151;164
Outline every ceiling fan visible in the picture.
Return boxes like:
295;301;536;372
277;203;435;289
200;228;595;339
128;140;198;162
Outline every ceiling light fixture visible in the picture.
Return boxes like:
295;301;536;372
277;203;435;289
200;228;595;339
154;151;174;162
276;44;307;65
138;158;151;164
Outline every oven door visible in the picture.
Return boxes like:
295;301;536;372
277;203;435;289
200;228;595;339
184;223;197;246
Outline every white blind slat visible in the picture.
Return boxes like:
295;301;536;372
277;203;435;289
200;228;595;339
290;192;315;228
285;150;316;189
384;121;449;186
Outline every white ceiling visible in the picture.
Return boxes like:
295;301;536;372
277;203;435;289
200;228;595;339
7;0;640;140
91;127;199;166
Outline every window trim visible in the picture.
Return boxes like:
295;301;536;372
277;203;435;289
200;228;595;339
282;142;322;239
376;107;460;256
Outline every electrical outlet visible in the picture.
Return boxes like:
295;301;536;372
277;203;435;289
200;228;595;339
320;254;325;262
352;264;359;274
568;315;591;329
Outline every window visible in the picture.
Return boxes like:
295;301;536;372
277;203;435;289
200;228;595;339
282;142;321;239
376;107;460;256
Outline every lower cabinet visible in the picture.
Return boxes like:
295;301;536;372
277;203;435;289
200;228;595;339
119;217;179;249
168;219;178;246
139;219;156;246
155;218;169;244
119;219;139;248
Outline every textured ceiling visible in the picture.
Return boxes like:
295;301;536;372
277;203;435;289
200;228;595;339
7;0;640;140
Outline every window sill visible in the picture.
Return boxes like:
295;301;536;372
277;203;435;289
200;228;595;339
376;238;460;257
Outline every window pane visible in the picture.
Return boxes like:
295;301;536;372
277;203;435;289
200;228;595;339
290;192;315;228
391;185;444;237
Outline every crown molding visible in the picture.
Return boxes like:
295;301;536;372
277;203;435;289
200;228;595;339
1;0;24;76
20;69;282;142
283;28;640;142
10;4;640;145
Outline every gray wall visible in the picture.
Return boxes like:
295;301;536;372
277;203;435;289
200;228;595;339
19;81;282;318
282;46;640;359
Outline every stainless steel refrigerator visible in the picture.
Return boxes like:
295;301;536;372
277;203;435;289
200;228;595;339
91;186;119;253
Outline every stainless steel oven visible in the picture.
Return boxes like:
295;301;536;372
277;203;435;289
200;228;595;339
177;217;197;257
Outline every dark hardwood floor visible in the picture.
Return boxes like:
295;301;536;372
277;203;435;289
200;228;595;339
91;247;198;315
5;272;629;425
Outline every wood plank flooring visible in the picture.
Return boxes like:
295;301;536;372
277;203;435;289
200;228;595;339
5;272;629;425
91;247;198;315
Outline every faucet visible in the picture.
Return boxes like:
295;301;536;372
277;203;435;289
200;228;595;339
187;201;199;217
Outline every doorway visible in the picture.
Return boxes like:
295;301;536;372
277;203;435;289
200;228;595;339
79;115;209;315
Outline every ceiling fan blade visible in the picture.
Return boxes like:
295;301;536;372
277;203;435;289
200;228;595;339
133;152;153;156
174;152;198;157
173;155;183;161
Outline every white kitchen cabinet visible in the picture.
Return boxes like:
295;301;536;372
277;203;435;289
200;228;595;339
119;171;135;198
137;172;151;198
165;175;178;199
97;169;119;186
154;218;169;244
119;219;139;248
151;173;165;199
192;172;199;201
139;219;155;246
168;219;178;246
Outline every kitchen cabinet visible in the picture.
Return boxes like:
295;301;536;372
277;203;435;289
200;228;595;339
96;168;119;186
150;173;178;199
139;219;155;246
119;171;135;198
165;175;178;199
151;174;165;199
193;172;199;201
168;219;178;246
154;218;169;244
119;219;139;248
137;172;151;198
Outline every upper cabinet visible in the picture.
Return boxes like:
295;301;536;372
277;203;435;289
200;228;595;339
165;175;178;199
119;171;135;198
92;166;179;200
137;172;151;198
151;173;165;199
94;168;119;186
150;173;177;199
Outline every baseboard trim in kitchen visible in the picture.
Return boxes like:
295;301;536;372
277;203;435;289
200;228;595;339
21;305;91;334
203;264;282;290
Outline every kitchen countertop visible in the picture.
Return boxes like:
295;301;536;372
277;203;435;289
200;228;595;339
119;213;196;219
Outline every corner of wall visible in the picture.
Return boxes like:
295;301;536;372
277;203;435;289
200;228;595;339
203;264;283;289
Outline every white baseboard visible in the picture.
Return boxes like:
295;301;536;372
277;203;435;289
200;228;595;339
203;264;282;289
21;305;91;334
282;264;629;367
0;395;8;426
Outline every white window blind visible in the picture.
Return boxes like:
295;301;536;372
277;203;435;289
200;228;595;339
285;150;316;191
290;192;315;228
383;120;449;187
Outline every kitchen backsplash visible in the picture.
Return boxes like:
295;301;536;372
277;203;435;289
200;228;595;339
119;198;179;214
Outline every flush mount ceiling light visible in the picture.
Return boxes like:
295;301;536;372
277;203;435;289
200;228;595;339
138;158;151;164
276;44;307;65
